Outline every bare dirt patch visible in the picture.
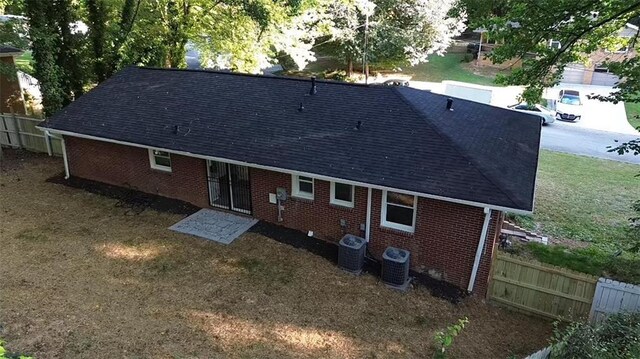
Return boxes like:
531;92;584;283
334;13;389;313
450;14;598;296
0;152;552;358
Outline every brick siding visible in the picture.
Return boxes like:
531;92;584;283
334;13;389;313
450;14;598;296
65;136;210;208
64;136;501;295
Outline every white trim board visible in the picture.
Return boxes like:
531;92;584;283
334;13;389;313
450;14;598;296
37;127;533;215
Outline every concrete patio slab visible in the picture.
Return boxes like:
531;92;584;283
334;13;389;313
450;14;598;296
169;209;258;245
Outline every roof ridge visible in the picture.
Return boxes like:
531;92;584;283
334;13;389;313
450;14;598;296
135;66;379;89
391;87;521;209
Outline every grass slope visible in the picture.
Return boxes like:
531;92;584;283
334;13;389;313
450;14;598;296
293;53;500;86
14;50;33;74
402;53;498;85
624;101;640;130
511;150;640;282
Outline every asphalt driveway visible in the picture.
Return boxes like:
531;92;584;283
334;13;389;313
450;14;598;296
544;84;638;135
541;122;640;164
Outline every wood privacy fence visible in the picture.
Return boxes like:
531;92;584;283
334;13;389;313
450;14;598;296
590;278;640;323
0;113;62;156
489;252;598;320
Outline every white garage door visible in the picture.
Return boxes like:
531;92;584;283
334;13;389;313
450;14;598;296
591;71;619;86
561;65;586;84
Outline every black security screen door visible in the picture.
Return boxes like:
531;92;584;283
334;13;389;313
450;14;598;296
207;160;252;215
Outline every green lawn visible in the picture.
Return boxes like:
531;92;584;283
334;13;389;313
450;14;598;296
15;50;33;74
625;102;640;129
509;150;640;282
401;53;500;85
289;53;500;85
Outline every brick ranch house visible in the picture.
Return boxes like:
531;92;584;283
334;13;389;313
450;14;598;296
38;67;541;296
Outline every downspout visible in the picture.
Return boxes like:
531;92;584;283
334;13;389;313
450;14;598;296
365;187;372;241
468;207;492;293
60;135;70;179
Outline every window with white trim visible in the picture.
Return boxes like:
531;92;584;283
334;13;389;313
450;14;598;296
292;175;314;199
330;182;354;207
549;40;561;49
381;190;417;232
149;149;172;172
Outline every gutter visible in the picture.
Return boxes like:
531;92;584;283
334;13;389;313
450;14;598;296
35;127;533;215
467;207;492;293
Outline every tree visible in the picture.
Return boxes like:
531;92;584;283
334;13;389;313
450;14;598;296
189;0;317;72
479;0;640;253
456;0;509;24
165;0;191;68
479;1;640;104
316;0;466;75
24;0;65;115
85;0;109;82
55;0;86;103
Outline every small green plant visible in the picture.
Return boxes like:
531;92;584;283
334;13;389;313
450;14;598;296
0;338;33;359
433;317;469;358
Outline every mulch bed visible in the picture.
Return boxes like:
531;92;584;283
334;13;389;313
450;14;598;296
46;174;200;216
250;221;467;303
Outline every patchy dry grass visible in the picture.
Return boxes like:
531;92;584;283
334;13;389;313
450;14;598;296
0;152;552;358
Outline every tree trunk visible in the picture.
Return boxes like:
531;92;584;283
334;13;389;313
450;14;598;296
347;56;353;78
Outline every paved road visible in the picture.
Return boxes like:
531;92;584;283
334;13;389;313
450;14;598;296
541;121;640;164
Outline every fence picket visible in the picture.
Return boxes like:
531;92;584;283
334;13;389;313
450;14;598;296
0;113;62;156
589;278;640;323
489;252;598;320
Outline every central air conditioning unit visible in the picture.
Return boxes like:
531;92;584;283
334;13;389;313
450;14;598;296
382;246;410;291
338;234;366;275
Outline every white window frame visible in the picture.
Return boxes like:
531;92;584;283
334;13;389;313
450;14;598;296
549;40;561;49
148;149;172;172
330;182;354;208
292;174;314;200
381;190;417;233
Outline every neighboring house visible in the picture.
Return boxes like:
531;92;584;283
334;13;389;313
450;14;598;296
473;23;638;86
561;23;638;86
0;45;26;114
38;67;541;296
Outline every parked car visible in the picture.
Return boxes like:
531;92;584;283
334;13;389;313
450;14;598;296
382;79;410;87
556;89;583;121
507;103;556;125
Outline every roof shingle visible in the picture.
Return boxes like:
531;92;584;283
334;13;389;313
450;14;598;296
40;67;541;212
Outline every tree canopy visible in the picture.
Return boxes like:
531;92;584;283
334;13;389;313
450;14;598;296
479;0;640;104
4;0;467;115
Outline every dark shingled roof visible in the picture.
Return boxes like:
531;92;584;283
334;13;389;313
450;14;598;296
40;67;541;212
0;45;22;54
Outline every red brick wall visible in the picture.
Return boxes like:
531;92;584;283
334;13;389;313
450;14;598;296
64;136;210;208
65;136;501;295
250;168;368;241
368;189;502;295
250;168;501;295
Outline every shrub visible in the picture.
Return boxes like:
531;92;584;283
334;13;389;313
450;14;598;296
433;317;469;359
551;312;640;358
462;53;474;63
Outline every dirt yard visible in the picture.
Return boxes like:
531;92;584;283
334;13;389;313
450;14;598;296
0;151;552;358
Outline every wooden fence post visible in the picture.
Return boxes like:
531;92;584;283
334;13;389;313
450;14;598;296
12;111;23;149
